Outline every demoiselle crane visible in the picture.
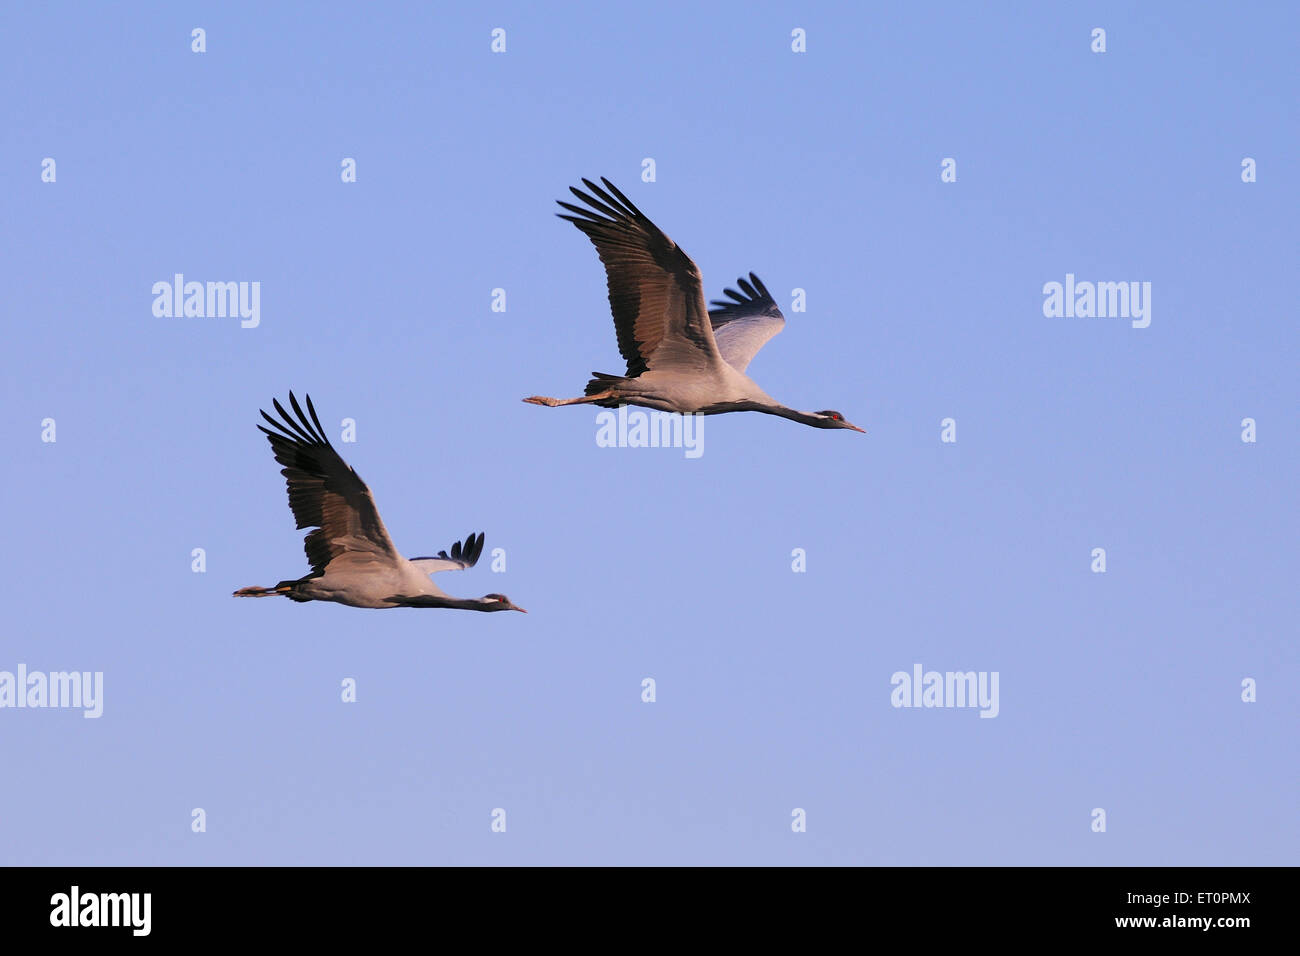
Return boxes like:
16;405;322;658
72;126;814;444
523;178;865;433
234;392;526;612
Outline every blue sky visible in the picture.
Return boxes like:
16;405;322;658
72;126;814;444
2;1;1296;865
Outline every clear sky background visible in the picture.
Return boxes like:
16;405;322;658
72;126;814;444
3;2;1296;865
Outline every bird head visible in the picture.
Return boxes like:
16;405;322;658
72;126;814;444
482;593;527;613
814;410;865;432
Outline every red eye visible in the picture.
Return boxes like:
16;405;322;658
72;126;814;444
830;413;841;420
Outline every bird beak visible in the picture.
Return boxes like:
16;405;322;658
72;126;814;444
847;423;866;433
512;605;528;613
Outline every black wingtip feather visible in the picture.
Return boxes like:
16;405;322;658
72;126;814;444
600;176;636;208
259;393;337;451
564;177;645;225
707;273;780;321
270;397;312;444
434;531;486;569
568;187;623;223
288;392;323;445
304;393;328;443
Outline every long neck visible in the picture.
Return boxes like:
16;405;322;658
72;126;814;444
439;596;499;612
403;594;497;611
709;395;825;427
758;404;832;428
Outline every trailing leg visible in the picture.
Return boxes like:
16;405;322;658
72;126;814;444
232;582;295;598
523;389;616;407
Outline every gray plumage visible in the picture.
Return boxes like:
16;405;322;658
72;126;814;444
234;392;526;612
708;273;789;374
524;178;865;433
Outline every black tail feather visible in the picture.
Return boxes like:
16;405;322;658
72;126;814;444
585;372;627;397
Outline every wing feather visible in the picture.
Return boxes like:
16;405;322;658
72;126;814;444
256;392;399;575
408;531;486;576
708;272;786;373
558;178;724;377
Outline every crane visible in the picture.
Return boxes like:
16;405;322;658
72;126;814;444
234;392;526;612
524;178;865;433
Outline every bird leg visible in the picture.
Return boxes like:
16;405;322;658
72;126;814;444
523;390;616;407
233;583;294;598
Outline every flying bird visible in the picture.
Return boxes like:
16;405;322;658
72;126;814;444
523;178;864;432
234;392;526;612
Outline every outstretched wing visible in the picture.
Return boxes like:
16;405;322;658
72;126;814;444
708;273;786;373
408;532;485;576
257;392;399;575
557;178;725;378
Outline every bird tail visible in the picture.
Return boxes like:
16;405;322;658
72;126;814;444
585;372;629;400
232;581;296;598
